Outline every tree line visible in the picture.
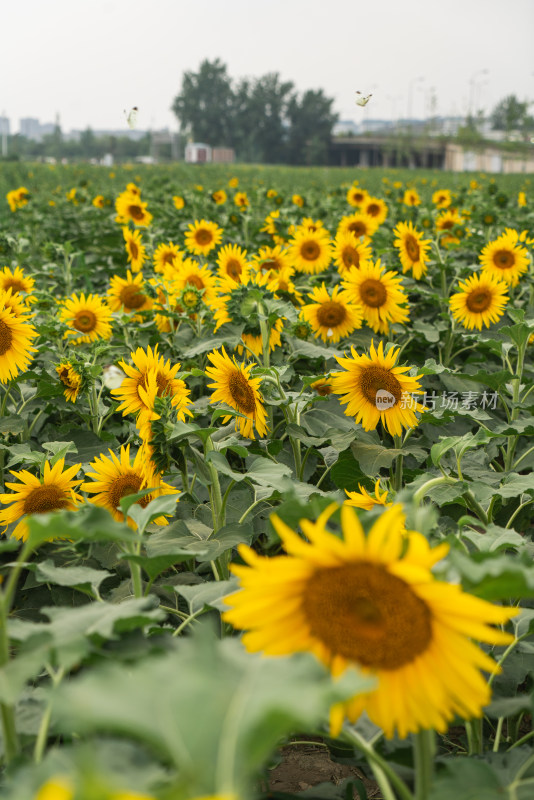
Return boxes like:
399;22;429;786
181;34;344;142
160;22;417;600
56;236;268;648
171;59;338;165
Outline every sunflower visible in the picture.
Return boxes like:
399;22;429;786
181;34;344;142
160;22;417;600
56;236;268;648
212;189;227;205
224;503;517;739
234;191;249;209
107;271;153;318
479;228;530;286
173;195;185;210
362;196;388;225
331;341;425;436
115;191;153;227
300;285;363;344
184;219;223;256
435;209;463;244
0;304;38;383
292;194;304;207
206;347;268;440
337;212;379;241
164;258;219;308
332;232;373;275
432;189;452;208
6;187;29;212
59;293;113;344
402;188;421;206
344;478;392;509
341;260;409;335
216;244;250;284
251;244;291;275
260;210;281;237
0;265;35;296
346;186;369;207
449;273;509;331
152;241;183;273
82;445;178;528
92;194;105;208
287;228;332;275
310;377;333;396
0;458;82;541
393;221;432;280
298;217;326;233
112;345;192;435
56;362;83;402
0;287;32;318
123;227;146;273
265;267;303;306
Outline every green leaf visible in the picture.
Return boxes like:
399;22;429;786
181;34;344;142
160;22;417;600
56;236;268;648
0;417;25;434
173;578;239;612
350;440;401;475
52;628;374;797
34;559;112;594
461;525;525;553
124;493;179;532
42;441;79;464
497;472;534;498
448;549;534;600
26;505;139;548
429;757;503;800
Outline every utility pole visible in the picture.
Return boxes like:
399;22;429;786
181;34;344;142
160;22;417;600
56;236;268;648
1;110;7;158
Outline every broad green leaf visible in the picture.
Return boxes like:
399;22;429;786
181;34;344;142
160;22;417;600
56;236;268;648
26;505;139;548
428;758;504;800
173;578;239;613
461;525;525;552
448;549;534;600
125;493;179;532
35;559;112;594
497;472;534;498
350;440;402;475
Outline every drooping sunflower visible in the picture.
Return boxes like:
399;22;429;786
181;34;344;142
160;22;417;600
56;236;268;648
432;189;452;208
82;444;178;528
0;304;38;383
115;191;153;227
287;228;332;275
265;267;303;306
223;503;517;739
56;362;83;402
0;265;35;297
310;377;333;396
332;232;373;275
479;228;530;286
337;212;379;241
362;196;388;226
449;273;509;330
346;186;369;207
239;318;285;359
153;241;184;273
216;244;251;284
184;219;223;256
344;479;392;509
112;345;192;435
107;271;153;319
331;340;425;436
0;458;82;541
300;284;364;344
59;293;113;344
341;260;409;335
393;221;432;280
402;188;421;207
205;347;268;440
123;227;146;273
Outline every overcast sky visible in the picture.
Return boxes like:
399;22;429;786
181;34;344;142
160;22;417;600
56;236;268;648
3;0;534;133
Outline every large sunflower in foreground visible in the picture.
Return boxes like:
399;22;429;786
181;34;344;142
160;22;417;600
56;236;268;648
332;232;373;275
331;341;425;436
122;227;146;273
0;458;82;541
341;260;409;335
300;284;363;343
184;219;223;256
393;221;431;280
224;504;517;739
82;445;178;528
59;293;113;344
0;304;38;383
287;228;332;275
206;347;268;439
449;273;509;330
479;228;530;286
107;271;153;318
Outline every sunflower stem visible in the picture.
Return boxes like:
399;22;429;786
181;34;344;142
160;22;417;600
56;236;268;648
413;729;435;800
504;338;527;472
342;725;414;800
413;475;457;506
392;435;404;492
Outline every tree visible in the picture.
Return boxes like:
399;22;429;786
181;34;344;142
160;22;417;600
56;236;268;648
286;89;338;165
171;58;234;146
491;95;532;136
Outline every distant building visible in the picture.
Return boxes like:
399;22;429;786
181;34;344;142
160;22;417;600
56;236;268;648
20;117;41;140
0;117;10;136
333;120;360;137
185;142;212;163
212;147;235;163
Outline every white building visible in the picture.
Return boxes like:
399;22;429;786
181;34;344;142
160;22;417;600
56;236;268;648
185;142;212;163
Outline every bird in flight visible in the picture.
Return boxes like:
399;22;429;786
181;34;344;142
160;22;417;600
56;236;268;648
355;92;372;107
124;107;139;129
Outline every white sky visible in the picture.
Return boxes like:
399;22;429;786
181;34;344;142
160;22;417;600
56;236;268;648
3;0;534;133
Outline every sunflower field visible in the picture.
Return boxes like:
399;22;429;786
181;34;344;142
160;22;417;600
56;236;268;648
0;162;533;800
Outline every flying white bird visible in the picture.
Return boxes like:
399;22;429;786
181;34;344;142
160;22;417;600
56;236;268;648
355;92;372;107
124;107;139;129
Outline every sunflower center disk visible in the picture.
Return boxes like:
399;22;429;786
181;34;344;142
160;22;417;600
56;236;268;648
367;203;380;217
156;372;171;396
129;205;145;221
163;252;176;265
129;242;139;260
466;289;492;312
74;310;97;332
493;249;514;270
359;365;402;406
229;372;256;414
0;320;14;355
195;229;213;246
225;259;242;279
3;279;25;293
301;241;321;261
303;563;432;669
405;235;420;261
186;275;204;289
22;485;70;515
108;473;147;511
317;301;347;328
120;285;146;310
260;260;278;272
342;247;360;269
359;279;388;308
349;221;367;237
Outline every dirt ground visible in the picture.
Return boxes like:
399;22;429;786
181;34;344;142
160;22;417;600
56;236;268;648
266;744;381;798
